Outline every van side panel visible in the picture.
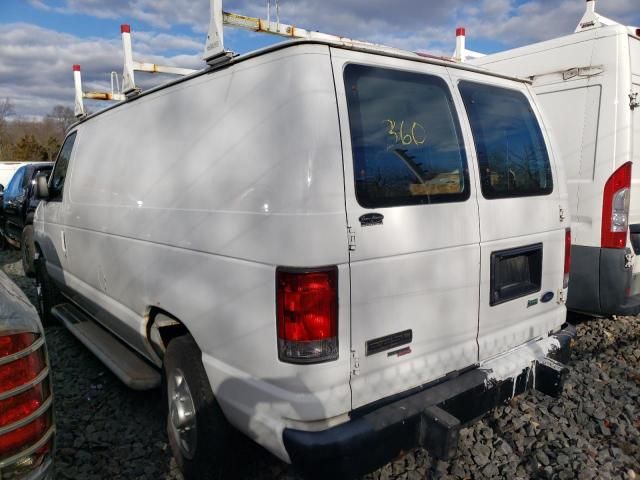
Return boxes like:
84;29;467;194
64;44;350;462
536;86;602;246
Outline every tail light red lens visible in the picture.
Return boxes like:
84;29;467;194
564;228;571;289
0;351;45;395
276;267;338;364
602;162;632;249
0;415;49;459
0;333;50;462
0;333;37;358
0;384;47;429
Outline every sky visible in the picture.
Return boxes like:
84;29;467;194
1;0;639;119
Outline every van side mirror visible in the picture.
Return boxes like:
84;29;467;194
36;175;49;200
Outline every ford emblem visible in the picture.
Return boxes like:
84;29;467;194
541;291;554;303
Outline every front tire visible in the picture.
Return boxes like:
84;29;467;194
164;335;238;480
21;225;36;277
35;254;62;325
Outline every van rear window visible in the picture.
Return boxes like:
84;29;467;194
344;64;470;208
459;81;553;199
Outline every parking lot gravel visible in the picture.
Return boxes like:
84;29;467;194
1;248;638;479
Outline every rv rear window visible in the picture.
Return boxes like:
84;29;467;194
459;82;553;199
344;64;470;208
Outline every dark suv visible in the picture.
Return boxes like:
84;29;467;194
0;162;53;276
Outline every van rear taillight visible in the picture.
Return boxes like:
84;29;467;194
276;267;338;364
602;162;632;249
564;228;571;289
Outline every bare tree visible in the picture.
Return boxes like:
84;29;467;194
46;105;76;135
0;98;16;162
0;98;15;123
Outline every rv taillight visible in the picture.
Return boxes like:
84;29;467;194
564;228;571;289
276;267;338;364
0;333;50;460
0;333;37;358
601;162;632;249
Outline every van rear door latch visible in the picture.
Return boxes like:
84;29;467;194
351;349;360;375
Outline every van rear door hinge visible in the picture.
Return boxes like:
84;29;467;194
625;253;634;269
630;92;640;110
559;206;566;223
347;226;356;252
351;349;360;375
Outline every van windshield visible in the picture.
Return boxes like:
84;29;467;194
459;81;553;199
344;64;470;208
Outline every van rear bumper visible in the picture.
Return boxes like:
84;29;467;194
567;245;640;316
283;325;576;479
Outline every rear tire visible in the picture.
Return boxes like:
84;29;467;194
164;334;238;480
35;254;62;325
21;226;36;277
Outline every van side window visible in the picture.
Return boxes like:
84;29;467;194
459;81;553;199
344;64;470;208
49;132;77;201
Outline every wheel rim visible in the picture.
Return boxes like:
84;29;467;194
168;368;198;459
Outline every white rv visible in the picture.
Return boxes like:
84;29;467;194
471;0;640;316
33;4;575;479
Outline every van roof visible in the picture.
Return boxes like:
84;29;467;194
472;24;632;68
67;39;531;132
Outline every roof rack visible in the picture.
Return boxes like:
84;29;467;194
73;65;126;117
455;0;626;65
576;0;617;32
73;0;454;117
452;28;484;62
203;0;428;63
73;24;199;117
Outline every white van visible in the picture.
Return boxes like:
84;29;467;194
470;1;640;316
34;38;575;478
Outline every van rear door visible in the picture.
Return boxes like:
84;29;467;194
331;50;482;409
449;70;568;361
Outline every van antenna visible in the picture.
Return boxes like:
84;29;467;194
576;0;617;32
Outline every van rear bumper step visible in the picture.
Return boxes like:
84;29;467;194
283;325;576;479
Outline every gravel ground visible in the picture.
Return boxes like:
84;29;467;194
1;248;639;479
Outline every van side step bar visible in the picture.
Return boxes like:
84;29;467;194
51;303;161;390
